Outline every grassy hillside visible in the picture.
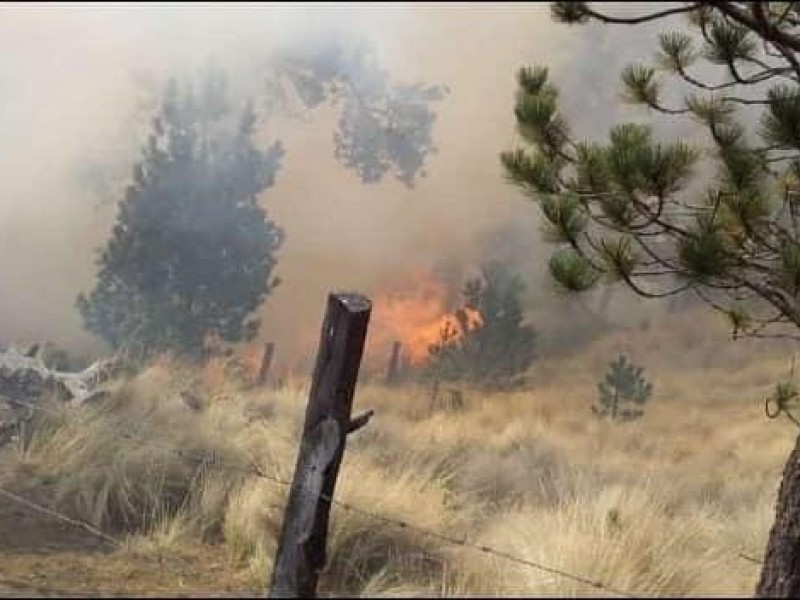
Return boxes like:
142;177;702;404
0;307;796;597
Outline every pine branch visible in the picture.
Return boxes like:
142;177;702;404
582;229;691;298
711;1;800;53
744;278;800;327
548;247;603;293
505;6;800;329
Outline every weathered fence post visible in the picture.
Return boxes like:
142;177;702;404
385;341;402;386
429;376;440;414
268;293;373;598
257;342;276;386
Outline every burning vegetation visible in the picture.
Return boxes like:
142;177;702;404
187;262;538;391
366;262;538;390
369;269;471;367
6;4;800;597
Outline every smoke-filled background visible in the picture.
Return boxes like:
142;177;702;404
0;2;699;370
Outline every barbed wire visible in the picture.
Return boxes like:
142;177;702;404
243;460;640;598
0;456;638;598
0;487;118;546
3;396;633;595
0;394;768;597
738;552;764;565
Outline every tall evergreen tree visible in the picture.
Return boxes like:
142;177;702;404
77;67;285;363
499;3;800;595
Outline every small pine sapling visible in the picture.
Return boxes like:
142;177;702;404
593;354;653;421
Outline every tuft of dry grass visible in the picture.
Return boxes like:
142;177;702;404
0;307;797;596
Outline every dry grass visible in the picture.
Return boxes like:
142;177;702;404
0;307;797;597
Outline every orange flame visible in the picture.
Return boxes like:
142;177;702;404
369;270;482;367
190;270;485;387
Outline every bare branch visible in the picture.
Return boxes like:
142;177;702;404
347;409;374;434
583;3;702;25
621;270;694;298
674;63;790;91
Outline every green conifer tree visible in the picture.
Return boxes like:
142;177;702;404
426;262;538;390
593;354;653;421
77;67;284;363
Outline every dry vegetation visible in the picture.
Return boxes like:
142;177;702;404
0;308;797;597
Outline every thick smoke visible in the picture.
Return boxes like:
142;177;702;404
0;3;701;368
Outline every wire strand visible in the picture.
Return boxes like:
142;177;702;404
0;487;118;546
247;455;639;596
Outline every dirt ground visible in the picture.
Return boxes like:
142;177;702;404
0;458;261;598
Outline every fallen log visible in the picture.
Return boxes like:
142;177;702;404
0;346;119;407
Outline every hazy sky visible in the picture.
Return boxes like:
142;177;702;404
0;2;682;364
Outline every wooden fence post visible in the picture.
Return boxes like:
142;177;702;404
429;376;440;414
257;342;276;386
268;293;373;598
385;341;402;386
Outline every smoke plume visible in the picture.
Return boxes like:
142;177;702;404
0;3;700;370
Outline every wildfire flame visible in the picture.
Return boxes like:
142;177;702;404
370;270;482;367
189;269;485;387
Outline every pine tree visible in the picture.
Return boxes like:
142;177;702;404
501;3;800;344
426;262;538;390
499;3;800;595
593;354;653;421
77;67;285;363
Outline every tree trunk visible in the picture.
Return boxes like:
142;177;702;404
611;388;618;420
757;431;800;597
